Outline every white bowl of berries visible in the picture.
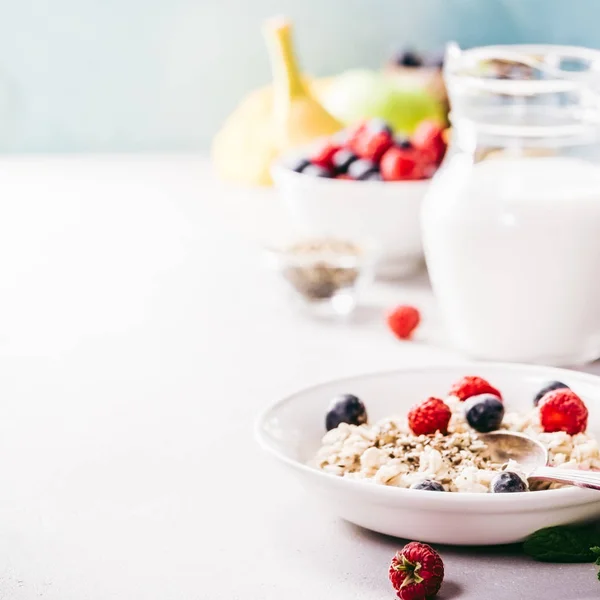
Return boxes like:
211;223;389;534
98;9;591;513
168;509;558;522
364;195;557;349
271;119;447;279
256;363;600;546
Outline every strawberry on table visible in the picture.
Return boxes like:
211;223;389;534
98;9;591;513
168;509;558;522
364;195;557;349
389;542;444;600
408;397;451;436
449;375;502;402
539;388;588;435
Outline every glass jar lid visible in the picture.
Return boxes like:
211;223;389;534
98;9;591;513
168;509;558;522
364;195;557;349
445;44;600;141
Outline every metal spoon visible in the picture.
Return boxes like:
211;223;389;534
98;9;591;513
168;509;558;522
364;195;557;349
480;431;600;491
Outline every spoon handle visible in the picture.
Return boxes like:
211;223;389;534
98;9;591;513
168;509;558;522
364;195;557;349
529;466;600;491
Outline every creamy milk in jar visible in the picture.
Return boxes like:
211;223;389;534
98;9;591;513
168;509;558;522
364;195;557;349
423;44;600;364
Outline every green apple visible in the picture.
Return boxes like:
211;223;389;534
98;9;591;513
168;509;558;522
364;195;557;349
318;69;444;134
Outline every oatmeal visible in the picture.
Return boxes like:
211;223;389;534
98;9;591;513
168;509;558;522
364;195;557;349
312;376;599;493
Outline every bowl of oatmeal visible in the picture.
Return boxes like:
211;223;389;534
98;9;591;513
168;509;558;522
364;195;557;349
256;364;600;545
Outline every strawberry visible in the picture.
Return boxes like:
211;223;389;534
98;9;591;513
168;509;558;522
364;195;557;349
389;542;444;600
309;142;341;170
411;120;446;164
539;388;588;435
387;305;420;339
408;397;451;436
449;376;502;402
381;147;418;181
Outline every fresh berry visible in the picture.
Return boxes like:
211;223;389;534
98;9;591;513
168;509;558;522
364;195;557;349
302;164;333;178
538;389;588;435
464;394;505;433
348;159;379;181
387;305;420;339
331;149;358;174
394;49;424;68
389;542;444;600
394;135;413;149
381;147;418;181
411;480;445;492
408;397;451;436
309;142;341;170
352;127;393;162
288;157;310;173
533;380;570;406
491;471;527;493
411;120;446;164
325;394;368;431
449;376;502;402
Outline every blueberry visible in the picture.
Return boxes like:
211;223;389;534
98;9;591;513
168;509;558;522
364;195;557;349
325;394;367;431
395;48;423;68
394;135;412;149
411;479;445;492
464;394;504;433
348;159;378;181
366;118;393;136
533;381;570;406
288;157;311;173
491;471;527;493
302;164;333;178
331;149;358;174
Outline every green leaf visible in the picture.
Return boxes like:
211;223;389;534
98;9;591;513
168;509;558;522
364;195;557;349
523;526;600;563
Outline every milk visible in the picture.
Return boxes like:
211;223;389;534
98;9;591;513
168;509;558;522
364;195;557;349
422;156;600;364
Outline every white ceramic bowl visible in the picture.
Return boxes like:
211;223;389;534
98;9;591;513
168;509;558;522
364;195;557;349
256;363;600;546
271;163;429;279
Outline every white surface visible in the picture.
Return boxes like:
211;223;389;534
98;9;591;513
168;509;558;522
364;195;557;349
0;155;597;599
271;162;428;278
422;156;600;365
258;364;600;545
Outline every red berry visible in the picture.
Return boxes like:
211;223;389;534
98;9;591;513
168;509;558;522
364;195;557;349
411;120;446;164
408;397;451;436
539;389;588;435
310;142;341;170
381;147;418;181
353;130;393;162
387;305;420;339
449;376;502;402
389;542;444;600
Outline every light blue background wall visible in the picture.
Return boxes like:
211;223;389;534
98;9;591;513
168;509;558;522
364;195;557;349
0;0;598;152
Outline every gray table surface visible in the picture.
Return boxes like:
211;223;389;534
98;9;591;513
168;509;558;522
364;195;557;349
0;156;597;600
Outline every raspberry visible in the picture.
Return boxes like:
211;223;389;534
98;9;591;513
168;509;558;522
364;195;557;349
380;147;418;181
539;389;588;435
408;397;451;436
411;120;446;164
389;542;444;600
352;130;393;162
449;376;502;402
387;305;420;339
309;142;341;170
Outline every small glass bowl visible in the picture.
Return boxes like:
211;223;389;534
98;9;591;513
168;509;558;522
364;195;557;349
264;238;378;318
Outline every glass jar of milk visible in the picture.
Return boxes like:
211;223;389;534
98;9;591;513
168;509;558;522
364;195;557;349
422;45;600;365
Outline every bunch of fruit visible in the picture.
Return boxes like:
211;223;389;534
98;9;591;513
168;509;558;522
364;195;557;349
289;118;447;181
